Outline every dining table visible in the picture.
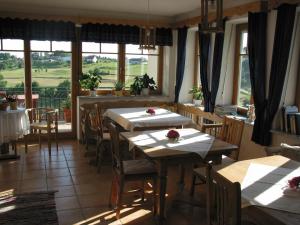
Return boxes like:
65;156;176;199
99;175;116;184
103;107;194;131
215;155;300;225
121;128;238;224
0;108;30;159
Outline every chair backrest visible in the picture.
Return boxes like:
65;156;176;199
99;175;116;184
220;116;244;146
94;103;106;139
107;121;123;175
206;166;241;225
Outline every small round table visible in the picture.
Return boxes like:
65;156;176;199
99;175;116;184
0;108;30;159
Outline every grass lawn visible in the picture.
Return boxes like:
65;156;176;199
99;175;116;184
1;61;149;88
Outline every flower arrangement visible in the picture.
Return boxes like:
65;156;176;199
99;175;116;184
288;176;300;189
166;129;180;141
6;95;17;103
146;108;155;115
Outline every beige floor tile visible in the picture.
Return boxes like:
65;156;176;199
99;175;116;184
55;196;80;210
47;176;73;188
57;209;84;225
20;178;47;190
47;168;70;178
78;193;108;208
22;170;46;180
69;167;97;176
75;182;110;196
72;174;103;185
46;161;68;169
82;207;122;225
52;185;76;198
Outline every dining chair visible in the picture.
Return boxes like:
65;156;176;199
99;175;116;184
206;166;256;225
190;116;244;196
24;108;58;155
107;121;158;219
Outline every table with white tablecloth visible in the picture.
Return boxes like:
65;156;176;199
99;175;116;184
103;107;193;131
0;109;30;158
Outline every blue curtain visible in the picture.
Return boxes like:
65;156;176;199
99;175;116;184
0;18;76;41
248;12;267;144
81;23;173;46
174;27;188;103
260;4;296;145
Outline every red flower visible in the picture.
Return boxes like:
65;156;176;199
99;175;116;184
146;108;155;115
288;176;300;189
166;130;180;139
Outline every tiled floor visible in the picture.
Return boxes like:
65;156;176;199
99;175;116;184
0;140;207;225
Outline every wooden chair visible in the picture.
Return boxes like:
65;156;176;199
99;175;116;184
107;121;157;219
206;166;256;225
24;108;58;155
190;116;244;196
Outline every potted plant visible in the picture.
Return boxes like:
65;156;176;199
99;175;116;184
140;73;157;96
114;81;124;96
0;97;9;111
62;97;71;123
79;68;102;96
130;76;143;96
189;86;203;106
6;95;18;110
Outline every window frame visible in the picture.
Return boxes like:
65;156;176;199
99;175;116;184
232;23;252;115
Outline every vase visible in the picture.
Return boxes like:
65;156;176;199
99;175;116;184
193;99;202;106
114;90;123;97
9;101;18;110
90;90;96;97
141;88;150;96
63;108;71;123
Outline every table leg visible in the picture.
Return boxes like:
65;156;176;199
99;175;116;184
157;160;168;225
178;165;185;193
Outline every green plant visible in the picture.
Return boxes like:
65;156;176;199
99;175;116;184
140;73;157;90
189;86;203;100
79;68;102;90
61;97;71;109
114;81;124;91
130;76;143;95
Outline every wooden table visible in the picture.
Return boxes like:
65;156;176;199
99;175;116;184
104;107;193;131
215;155;300;225
121;129;238;224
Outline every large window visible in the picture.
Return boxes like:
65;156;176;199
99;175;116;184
82;42;118;89
233;24;251;108
0;39;25;105
30;40;72;122
125;44;159;88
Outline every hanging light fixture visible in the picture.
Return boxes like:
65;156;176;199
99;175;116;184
139;0;156;50
200;0;224;33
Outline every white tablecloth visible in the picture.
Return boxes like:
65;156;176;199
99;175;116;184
0;108;30;144
103;107;193;131
123;128;215;159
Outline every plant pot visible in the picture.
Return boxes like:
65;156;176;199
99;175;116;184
0;102;9;111
114;90;123;97
141;88;150;96
9;101;18;110
63;108;71;123
80;89;90;96
193;99;202;106
90;90;96;97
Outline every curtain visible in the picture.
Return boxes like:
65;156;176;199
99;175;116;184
25;20;76;41
0;18;76;41
198;26;211;112
210;29;225;113
0;18;26;39
260;4;297;145
248;12;267;144
174;27;188;103
81;23;173;46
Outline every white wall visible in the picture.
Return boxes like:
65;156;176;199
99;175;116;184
178;29;196;103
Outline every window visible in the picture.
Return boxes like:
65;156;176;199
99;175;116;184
82;42;118;89
0;39;25;102
233;24;251;108
30;40;72;123
125;44;159;88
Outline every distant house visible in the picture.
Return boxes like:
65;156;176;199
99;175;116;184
129;58;142;65
84;55;97;63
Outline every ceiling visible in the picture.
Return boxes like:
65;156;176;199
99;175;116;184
0;0;256;21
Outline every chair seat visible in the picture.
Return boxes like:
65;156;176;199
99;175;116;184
31;122;56;130
123;159;157;176
194;155;236;179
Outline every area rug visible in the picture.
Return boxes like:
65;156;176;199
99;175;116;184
0;191;58;225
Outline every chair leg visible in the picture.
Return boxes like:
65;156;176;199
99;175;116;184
38;130;42;150
47;131;51;155
190;173;196;197
97;142;105;173
24;135;28;153
116;177;124;219
152;177;157;216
